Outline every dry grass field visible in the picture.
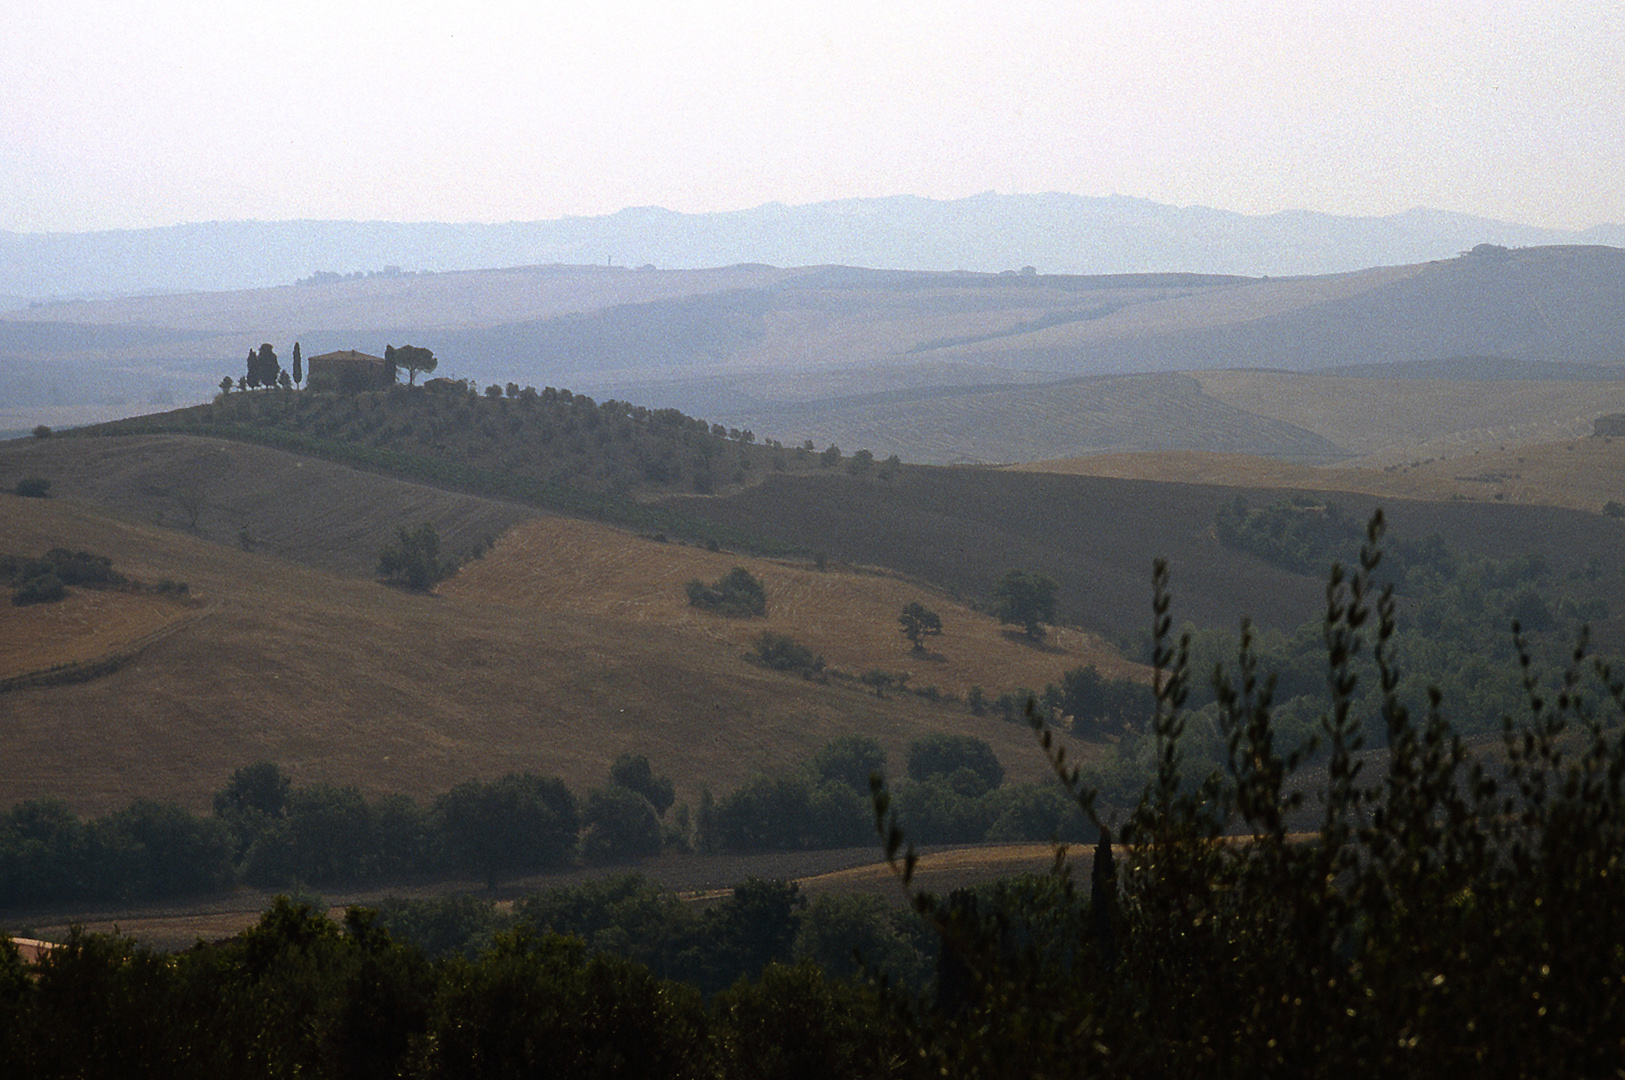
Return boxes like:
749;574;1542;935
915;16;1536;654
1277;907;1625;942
0;433;541;577
0;487;1118;818
1193;369;1625;465
1016;434;1625;514
443;514;1143;695
0;587;201;684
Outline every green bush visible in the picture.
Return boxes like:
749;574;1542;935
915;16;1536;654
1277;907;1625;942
813;736;887;793
13;477;50;498
11;572;66;606
580;785;663;862
376;522;457;590
686;566;767;617
753;631;822;673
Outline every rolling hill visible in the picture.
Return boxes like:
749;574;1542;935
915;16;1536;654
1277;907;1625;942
663;463;1625;651
0;442;1138;816
6;246;1625;473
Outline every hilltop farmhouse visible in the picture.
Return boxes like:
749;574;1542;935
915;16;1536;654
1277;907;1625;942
307;349;394;392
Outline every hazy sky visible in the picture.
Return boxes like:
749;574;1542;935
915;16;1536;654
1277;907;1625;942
4;0;1620;234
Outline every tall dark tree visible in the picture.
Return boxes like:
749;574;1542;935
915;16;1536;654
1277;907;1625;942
434;773;579;888
291;341;302;387
251;343;280;390
609;753;675;817
245;348;260;389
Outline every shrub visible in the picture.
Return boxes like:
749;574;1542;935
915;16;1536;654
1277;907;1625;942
713;774;812;850
991;568;1058;640
377;522;457;590
686;566;767;617
754;631;823;674
581;785;663;862
13;477;51;498
906;732;1004;790
41;548;123;587
1606;499;1624;518
609;753;675;817
30;425;51;439
11;572;66;606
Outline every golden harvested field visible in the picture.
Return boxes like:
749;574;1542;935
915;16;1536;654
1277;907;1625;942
1193;369;1625;465
0;491;1123;817
442;514;1144;697
1014;434;1625;515
0;587;199;683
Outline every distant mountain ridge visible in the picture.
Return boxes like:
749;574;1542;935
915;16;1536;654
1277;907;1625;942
4;193;1622;300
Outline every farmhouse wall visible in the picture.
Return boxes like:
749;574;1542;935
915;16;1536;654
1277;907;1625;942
308;349;394;390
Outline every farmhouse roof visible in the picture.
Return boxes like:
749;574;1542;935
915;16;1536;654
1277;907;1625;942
6;937;56;965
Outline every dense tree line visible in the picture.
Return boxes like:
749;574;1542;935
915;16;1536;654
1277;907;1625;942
0;732;1089;911
1206;494;1613;740
0;889;931;1079
698;733;1089;852
1;756;679;909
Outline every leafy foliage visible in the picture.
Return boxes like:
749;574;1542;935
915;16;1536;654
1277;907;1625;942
813;735;887;793
385;343;437;385
990;568;1057;639
906;733;1004;791
580;784;663;862
12;477;50;498
2;548;126;607
434;773;580;888
898;600;942;651
752;631;823;674
869;510;1625;1077
608;753;675;816
376;522;458;590
686;566;767;617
